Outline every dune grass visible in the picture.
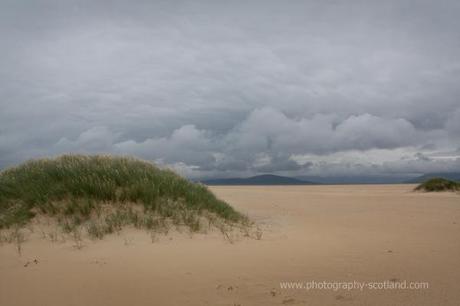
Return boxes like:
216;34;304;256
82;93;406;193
415;177;460;192
0;155;248;239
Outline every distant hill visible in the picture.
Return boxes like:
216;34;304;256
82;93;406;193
295;175;413;185
202;174;318;185
405;172;460;184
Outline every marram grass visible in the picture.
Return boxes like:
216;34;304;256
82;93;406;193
0;155;248;238
415;177;460;192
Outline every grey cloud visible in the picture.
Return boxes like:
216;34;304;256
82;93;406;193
114;125;216;166
252;157;312;173
446;108;460;139
302;155;460;177
54;126;119;153
225;108;424;154
1;0;459;177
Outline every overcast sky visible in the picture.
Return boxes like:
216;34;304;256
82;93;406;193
1;0;459;178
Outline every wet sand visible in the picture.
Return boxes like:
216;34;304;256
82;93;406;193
1;184;459;305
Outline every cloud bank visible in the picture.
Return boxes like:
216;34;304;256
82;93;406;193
1;0;459;178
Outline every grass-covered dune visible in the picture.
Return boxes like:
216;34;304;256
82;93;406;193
0;155;248;239
415;177;460;192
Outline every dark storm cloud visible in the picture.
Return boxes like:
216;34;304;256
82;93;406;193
1;0;459;177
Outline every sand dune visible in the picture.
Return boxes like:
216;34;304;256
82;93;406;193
1;185;459;306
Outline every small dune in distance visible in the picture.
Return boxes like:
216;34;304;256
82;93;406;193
0;155;251;243
415;177;460;192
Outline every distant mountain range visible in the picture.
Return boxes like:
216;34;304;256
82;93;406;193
202;174;317;185
201;172;460;185
404;172;460;183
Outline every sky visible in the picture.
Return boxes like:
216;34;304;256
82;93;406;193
1;0;460;179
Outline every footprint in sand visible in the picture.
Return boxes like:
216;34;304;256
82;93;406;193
282;298;296;304
91;259;107;266
335;294;353;302
215;284;239;292
23;259;39;267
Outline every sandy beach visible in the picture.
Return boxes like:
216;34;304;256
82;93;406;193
1;184;459;306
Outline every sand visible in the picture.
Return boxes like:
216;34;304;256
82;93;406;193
1;184;459;306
